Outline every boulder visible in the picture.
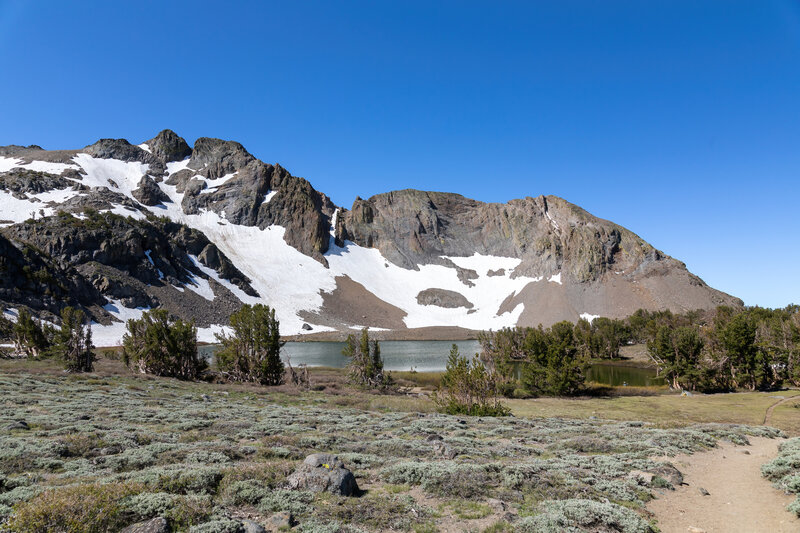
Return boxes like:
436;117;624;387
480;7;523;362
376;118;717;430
132;175;170;206
287;453;358;496
120;517;169;533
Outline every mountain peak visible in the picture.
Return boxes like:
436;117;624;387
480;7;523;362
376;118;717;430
144;129;192;163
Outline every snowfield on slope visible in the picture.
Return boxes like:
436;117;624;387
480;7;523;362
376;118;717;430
3;153;574;339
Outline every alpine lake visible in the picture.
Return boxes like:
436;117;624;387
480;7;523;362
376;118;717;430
199;340;663;387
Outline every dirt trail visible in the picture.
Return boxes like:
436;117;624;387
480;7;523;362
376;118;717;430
648;437;798;533
763;395;800;425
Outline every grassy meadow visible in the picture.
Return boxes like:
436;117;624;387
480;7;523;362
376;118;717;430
0;356;797;532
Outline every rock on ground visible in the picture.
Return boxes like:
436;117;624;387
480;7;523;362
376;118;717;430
120;517;169;533
287;453;359;496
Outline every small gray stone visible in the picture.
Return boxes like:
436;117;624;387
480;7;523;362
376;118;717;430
120;517;169;533
698;487;710;496
242;519;267;533
5;420;29;431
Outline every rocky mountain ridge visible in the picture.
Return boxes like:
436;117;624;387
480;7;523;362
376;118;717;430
0;130;740;343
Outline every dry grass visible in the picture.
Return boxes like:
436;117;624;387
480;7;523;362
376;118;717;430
506;389;800;435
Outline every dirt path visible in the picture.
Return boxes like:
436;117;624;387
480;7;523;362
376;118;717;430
648;437;799;533
763;395;800;425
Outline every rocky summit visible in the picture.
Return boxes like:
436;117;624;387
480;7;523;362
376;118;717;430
0;130;740;343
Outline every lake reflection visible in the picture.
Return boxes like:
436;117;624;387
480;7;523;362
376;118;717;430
198;341;662;386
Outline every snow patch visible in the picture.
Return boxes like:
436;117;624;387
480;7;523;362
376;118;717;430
187;255;256;302
72;154;149;198
264;190;278;204
138;143;151;153
545;210;561;231
580;313;600;323
184;271;215;301
166;158;192;175
197;324;232;343
329;208;339;238
92;299;150;347
144;250;164;279
548;272;562;285
0;156;79;175
326;246;539;330
0;187;83;225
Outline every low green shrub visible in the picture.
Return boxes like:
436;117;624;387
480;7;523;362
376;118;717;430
762;437;800;517
124;491;211;529
515;498;655;533
6;482;141;533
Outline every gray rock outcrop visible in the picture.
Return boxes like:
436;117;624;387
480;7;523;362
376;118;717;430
132;175;170;206
287;453;359;496
145;129;192;163
416;288;474;309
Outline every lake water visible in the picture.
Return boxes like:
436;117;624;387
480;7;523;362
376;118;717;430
199;340;482;373
199;340;661;386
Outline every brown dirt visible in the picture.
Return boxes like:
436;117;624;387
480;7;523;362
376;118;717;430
648;437;799;533
298;275;408;330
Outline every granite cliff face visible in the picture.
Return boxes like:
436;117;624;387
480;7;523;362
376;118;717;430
0;130;740;341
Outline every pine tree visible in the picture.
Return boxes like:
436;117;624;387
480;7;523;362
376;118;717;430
122;309;204;380
56;307;94;372
343;328;390;389
216;304;284;385
12;308;50;358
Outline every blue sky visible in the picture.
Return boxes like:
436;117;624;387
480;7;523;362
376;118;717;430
0;1;798;308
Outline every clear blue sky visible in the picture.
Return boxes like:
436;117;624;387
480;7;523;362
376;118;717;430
1;1;798;308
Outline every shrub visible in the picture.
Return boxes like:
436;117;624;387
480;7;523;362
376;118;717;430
122;309;205;380
762;437;800;517
124;492;211;529
131;465;224;495
215;304;284;385
258;489;314;516
435;344;509;416
515;498;655;533
6;482;141;533
380;460;496;499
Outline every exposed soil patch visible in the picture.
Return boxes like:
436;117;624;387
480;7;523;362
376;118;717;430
648;437;799;533
298;275;407;330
